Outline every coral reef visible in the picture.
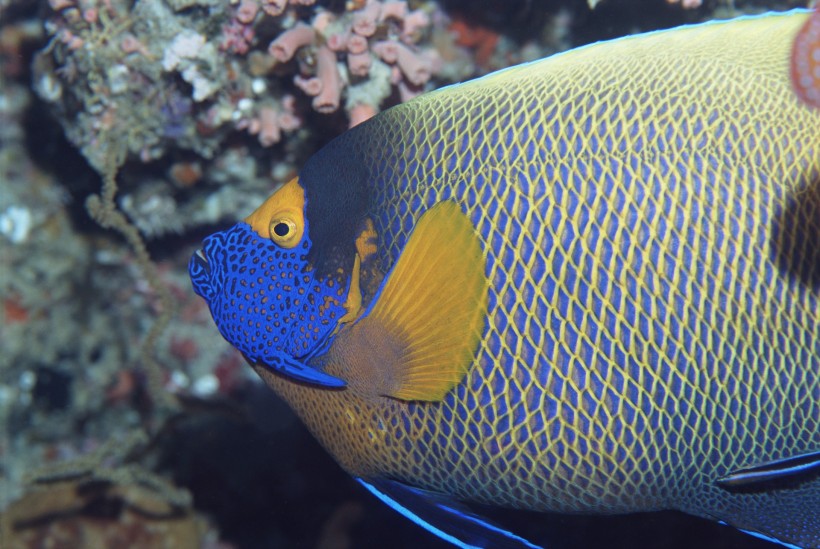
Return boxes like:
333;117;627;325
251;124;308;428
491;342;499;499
2;431;214;549
31;0;457;238
4;479;205;549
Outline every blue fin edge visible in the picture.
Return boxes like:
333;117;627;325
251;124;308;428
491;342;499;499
251;353;347;388
357;478;542;549
717;521;803;549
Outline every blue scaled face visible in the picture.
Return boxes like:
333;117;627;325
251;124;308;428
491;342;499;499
189;179;348;387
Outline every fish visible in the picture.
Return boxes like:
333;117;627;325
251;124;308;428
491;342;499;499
190;10;820;549
189;177;354;387
791;5;820;110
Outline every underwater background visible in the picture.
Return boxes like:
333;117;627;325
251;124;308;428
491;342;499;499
0;0;809;547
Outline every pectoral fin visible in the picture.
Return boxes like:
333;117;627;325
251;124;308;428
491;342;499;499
357;478;542;549
717;449;820;490
358;201;489;401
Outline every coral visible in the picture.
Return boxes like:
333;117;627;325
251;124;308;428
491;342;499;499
3;478;204;549
0;205;33;244
31;0;454;241
86;146;178;412
3;432;207;549
0;84;106;466
263;0;443;124
665;0;703;9
34;0;301;236
448;14;499;68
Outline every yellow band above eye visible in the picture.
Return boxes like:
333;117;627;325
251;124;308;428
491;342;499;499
245;177;305;248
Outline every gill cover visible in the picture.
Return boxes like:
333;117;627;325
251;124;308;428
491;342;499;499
189;178;348;387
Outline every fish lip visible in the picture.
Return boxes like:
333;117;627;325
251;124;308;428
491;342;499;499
193;248;210;272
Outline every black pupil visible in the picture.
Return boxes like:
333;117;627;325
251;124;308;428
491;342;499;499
273;222;290;237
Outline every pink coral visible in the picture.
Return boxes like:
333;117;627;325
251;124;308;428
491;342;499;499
278;95;301;130
268;22;315;62
59;29;84;50
83;7;98;24
401;10;429;43
221;20;255;54
371;40;397;62
326;32;350;52
378;1;407;23
346;34;371;76
313;45;342;113
120;34;149;56
294;74;322;96
348;103;377;127
261;0;287;16
257;107;281;146
243;98;302;147
236;0;260;24
373;40;433;85
260;0;315;16
255;1;440;123
347;52;371;77
48;0;75;10
666;0;702;8
347;34;368;55
352;1;381;37
397;80;421;102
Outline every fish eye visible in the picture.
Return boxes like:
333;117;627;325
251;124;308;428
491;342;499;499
269;217;301;248
273;222;290;237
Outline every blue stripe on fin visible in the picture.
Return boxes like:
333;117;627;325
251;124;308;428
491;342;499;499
717;521;803;549
716;449;820;490
356;478;542;549
248;353;346;388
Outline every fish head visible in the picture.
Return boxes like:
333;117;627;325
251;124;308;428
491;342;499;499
189;177;349;387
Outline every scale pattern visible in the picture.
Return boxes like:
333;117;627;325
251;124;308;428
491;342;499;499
269;12;820;546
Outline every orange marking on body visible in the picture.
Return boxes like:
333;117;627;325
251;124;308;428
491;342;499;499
355;219;378;263
791;7;820;109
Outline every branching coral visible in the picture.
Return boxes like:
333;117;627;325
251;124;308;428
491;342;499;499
85;150;177;414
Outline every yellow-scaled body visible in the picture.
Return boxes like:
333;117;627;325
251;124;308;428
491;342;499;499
233;11;818;548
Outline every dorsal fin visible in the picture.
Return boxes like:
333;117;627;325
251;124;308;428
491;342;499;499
359;201;488;401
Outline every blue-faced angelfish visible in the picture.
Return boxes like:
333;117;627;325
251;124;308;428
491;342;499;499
191;10;820;549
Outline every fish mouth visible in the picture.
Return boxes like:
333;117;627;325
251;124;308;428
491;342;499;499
189;248;214;301
192;248;210;273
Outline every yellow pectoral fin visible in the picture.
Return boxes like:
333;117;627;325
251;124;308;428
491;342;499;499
362;201;489;401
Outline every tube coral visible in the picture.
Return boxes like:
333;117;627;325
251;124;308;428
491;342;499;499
313;45;342;113
268;22;315;62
